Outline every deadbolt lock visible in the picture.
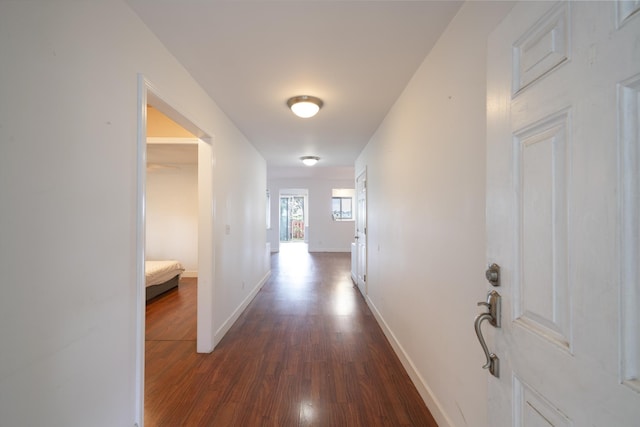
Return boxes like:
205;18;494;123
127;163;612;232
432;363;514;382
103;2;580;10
485;263;500;287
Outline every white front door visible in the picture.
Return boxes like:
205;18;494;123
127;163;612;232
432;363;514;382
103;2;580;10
356;170;367;295
486;1;640;426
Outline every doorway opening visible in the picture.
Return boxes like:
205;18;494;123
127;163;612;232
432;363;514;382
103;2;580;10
135;76;215;424
280;195;305;242
279;189;309;252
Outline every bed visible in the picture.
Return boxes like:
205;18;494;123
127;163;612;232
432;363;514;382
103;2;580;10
145;260;185;301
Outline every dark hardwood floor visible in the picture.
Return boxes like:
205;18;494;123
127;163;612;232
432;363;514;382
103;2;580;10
145;244;438;426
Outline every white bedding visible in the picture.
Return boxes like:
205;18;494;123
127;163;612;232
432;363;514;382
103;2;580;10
145;260;185;287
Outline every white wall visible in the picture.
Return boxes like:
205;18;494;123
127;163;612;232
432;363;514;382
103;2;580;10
146;164;198;275
211;121;270;340
0;1;268;426
355;2;513;427
268;174;355;253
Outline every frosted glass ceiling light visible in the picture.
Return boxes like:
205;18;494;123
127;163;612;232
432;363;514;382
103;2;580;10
300;156;320;166
287;95;323;118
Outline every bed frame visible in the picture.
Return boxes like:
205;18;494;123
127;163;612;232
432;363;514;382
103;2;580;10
146;274;180;301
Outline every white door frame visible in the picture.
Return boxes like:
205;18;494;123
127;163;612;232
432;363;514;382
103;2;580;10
134;75;215;426
356;168;367;296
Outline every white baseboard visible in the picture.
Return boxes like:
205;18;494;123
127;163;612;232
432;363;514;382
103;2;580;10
307;248;350;253
213;270;271;345
365;296;454;427
182;270;198;278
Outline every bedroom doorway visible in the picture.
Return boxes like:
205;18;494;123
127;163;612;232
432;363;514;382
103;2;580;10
135;77;215;423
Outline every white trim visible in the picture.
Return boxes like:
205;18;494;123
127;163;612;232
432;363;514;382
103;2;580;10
365;296;454;427
134;74;149;427
182;271;198;278
213;271;271;345
146;137;200;145
196;139;216;353
619;74;640;391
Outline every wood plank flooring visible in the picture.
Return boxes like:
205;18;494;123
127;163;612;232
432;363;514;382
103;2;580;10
145;245;438;426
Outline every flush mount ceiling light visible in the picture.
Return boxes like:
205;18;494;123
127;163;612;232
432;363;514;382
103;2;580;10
287;95;323;118
300;156;320;166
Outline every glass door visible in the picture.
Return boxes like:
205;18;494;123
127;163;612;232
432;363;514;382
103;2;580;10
279;195;305;242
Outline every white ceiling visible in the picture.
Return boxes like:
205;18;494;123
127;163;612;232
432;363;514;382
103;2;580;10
127;0;463;172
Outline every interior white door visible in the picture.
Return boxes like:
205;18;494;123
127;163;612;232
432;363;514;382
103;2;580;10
356;170;367;295
486;2;640;426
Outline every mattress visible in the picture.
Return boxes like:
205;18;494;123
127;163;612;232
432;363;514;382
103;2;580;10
145;260;185;287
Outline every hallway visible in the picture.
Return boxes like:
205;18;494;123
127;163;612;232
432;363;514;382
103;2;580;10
145;246;437;426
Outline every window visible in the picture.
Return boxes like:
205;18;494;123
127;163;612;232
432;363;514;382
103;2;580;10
332;197;352;220
331;188;355;221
